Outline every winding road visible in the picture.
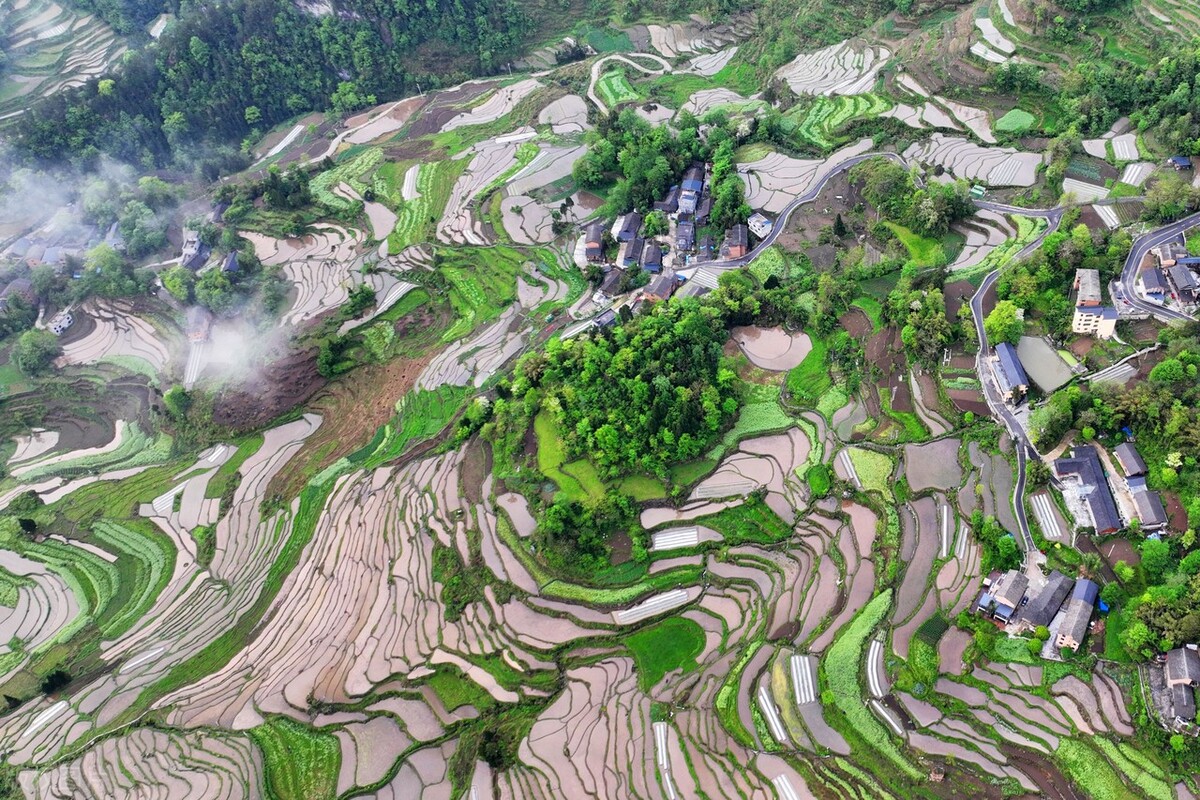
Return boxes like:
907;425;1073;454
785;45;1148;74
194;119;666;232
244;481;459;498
1116;209;1200;322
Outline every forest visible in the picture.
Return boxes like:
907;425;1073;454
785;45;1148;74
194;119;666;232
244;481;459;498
572;108;750;230
11;0;534;170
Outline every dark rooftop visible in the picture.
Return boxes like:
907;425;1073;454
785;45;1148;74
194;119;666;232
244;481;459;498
994;342;1029;393
1054;447;1121;534
1016;570;1074;629
1113;443;1147;476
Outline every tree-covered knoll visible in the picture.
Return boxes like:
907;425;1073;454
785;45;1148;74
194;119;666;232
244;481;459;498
514;297;742;477
13;0;533;170
66;0;170;35
850;158;974;241
572;108;750;230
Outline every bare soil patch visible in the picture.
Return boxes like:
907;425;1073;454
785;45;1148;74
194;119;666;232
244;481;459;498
776;173;860;250
840;308;871;338
264;353;432;500
460;436;491;504
213;346;325;432
943;280;974;321
405;82;498;138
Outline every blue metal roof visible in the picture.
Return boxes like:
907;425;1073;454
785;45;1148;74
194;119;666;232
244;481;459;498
995;342;1028;388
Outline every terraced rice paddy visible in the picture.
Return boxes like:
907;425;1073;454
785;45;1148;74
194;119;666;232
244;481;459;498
0;0;126;121
739;139;874;213
789;94;891;149
596;69;641;108
904;134;1043;186
775;40;891;96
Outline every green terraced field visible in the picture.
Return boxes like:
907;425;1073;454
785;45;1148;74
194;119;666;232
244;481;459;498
597;69;640;107
789;94;892;149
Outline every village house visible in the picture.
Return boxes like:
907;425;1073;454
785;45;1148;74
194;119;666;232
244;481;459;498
620;236;645;269
1071;268;1118;338
654;185;680;214
1166;646;1200;723
675;220;696;252
991;342;1028;404
1169;263;1199;302
1139;264;1167;303
1012;570;1074;634
0;278;37;313
180;230;210;271
1055;579;1099;652
584;221;606;262
1113;443;1147;477
643;273;676;302
641;242;663;274
747;211;773;239
594;308;618;329
696;235;716;262
976;569;1028;623
1155;241;1190;268
678;164;705;215
725;224;749;259
1127;477;1168;531
1168;155;1194;171
222;251;240;274
1053;445;1122;534
186;306;214;343
612;211;642;243
695;195;713;226
592;268;624;305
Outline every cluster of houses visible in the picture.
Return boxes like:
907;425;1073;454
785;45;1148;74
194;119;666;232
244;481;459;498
1138;240;1200;307
1052;442;1167;534
977;569;1100;654
1;222;123;274
580;162;771;309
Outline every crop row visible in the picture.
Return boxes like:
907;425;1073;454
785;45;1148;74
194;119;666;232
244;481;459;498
794;94;891;149
90;520;175;639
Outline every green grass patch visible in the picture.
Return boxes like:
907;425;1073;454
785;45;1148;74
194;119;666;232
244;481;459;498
1186;228;1200;256
785;337;831;405
428;664;498;712
816;385;850;419
668;458;717;487
992;634;1037;663
847;447;894;498
1109;181;1141;198
0;566;27;607
535;411;605;503
824;590;921;778
994;108;1036;134
695;495;794;545
883;222;945;267
597;69;640;107
1093;738;1172;800
879;386;928;443
617;474;667;500
626;617;706;691
805;463;832;498
439;245;527;341
789;94;891;150
580;25;632;53
205;434;263;500
249;717;340;800
850;297;884;332
747;245;789;283
1056;739;1140;800
649;73;714;108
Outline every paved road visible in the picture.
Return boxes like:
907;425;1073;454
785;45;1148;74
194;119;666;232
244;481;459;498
967;200;1065;553
708;152;909;269
1116;210;1200;322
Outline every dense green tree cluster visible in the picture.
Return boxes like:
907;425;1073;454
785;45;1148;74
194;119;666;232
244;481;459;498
573;109;749;229
66;0;169;34
850;158;974;238
1057;47;1200;153
514;297;741;476
995;214;1132;338
13;0;532;169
